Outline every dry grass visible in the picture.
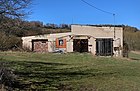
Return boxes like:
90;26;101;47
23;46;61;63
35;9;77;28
0;52;140;90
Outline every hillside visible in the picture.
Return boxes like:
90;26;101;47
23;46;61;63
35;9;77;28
0;16;140;51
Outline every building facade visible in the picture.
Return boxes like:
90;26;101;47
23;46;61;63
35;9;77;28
22;25;123;57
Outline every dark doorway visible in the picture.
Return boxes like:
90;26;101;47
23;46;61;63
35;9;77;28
96;38;113;56
73;39;88;52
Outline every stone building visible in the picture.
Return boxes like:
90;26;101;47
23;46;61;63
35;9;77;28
22;25;123;57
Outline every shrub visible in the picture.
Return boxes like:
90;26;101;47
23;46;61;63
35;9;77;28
0;32;22;51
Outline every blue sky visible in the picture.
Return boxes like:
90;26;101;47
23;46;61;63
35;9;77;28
27;0;140;29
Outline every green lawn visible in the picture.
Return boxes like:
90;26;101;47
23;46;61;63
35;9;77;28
129;52;140;60
0;52;140;90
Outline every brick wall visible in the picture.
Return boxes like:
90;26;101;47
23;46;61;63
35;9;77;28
32;40;48;52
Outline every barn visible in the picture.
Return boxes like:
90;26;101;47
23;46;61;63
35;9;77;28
22;25;123;57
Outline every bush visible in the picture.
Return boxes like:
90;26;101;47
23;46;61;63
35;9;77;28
0;62;17;90
0;32;22;51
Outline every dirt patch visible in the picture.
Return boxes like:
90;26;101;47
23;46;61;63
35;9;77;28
131;51;140;55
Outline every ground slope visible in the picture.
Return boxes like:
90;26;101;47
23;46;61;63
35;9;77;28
0;52;140;90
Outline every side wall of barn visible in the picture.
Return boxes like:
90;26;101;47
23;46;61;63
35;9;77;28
71;25;123;56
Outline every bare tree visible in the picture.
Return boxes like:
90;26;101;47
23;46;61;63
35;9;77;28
0;0;32;18
0;0;32;33
0;1;32;89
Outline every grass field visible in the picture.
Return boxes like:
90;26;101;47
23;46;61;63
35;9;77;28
0;52;140;90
